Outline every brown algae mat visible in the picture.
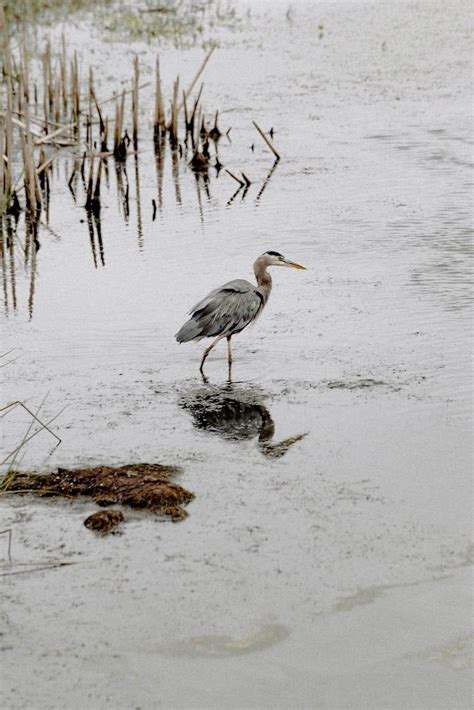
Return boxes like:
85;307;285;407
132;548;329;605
2;463;194;525
84;509;125;533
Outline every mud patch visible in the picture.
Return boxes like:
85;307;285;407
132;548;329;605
2;463;194;523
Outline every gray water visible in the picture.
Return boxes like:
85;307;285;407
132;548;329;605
1;1;473;708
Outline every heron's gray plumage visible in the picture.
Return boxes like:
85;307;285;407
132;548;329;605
176;279;265;342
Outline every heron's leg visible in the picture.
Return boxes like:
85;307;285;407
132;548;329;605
199;334;226;373
226;335;232;365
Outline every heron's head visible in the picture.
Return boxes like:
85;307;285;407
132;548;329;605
261;251;306;270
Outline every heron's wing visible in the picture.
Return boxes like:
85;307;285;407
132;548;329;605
187;279;264;338
190;279;255;314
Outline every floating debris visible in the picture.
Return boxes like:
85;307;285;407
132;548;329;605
2;463;194;522
252;121;281;161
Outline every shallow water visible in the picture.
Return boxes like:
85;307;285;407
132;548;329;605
1;1;473;708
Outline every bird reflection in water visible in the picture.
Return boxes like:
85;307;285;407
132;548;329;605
179;382;306;458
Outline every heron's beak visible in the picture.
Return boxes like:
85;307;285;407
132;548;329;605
283;259;306;270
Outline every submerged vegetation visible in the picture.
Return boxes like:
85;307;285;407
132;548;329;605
3;0;241;47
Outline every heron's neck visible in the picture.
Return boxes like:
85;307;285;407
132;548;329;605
254;258;272;303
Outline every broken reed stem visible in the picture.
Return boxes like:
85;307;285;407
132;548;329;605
34;123;76;146
178;46;215;111
252;121;281;160
36;153;56;177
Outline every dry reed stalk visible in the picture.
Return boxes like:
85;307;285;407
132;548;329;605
88;66;93;120
113;93;120;152
169;75;180;146
20;130;33;211
42;51;49;128
1;113;43;139
132;56;139;147
20;46;42;213
209;110;221;140
252;121;281;160
46;42;54;117
153;55;164;139
36;153;56;177
178;46;215;111
20;40;30;102
96;82;150;110
195;106;202;148
14;109;64;130
54;77;61;125
182;90;189;132
113;90;127;160
0;118;4;207
188;82;203;139
1;8;13;207
33;161;43;208
34;123;75;146
71;52;80;141
120;90;125;132
60;35;68;113
90;86;105;137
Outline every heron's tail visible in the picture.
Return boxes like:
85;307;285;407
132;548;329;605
175;318;202;343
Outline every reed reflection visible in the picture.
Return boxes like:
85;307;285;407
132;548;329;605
179;382;306;459
0;212;41;318
134;149;144;249
154;134;166;213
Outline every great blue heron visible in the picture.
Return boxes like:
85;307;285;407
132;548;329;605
175;251;306;372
